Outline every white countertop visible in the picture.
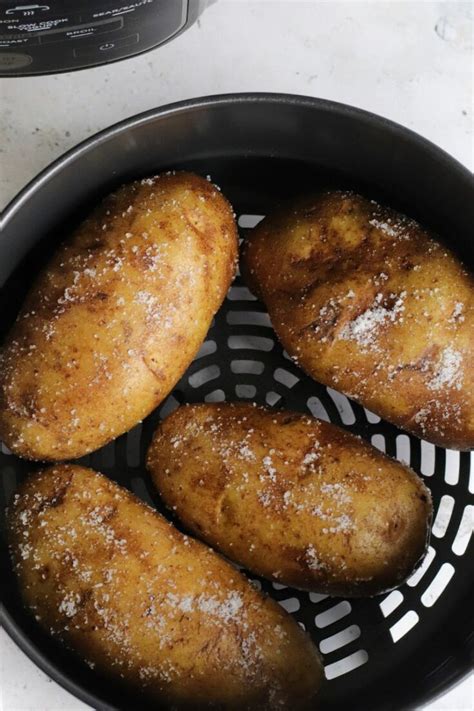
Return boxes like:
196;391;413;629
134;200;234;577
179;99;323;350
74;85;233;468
0;1;473;709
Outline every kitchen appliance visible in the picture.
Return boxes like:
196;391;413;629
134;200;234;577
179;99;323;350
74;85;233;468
0;0;213;76
1;94;473;710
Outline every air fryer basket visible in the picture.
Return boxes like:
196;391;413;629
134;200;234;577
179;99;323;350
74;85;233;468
1;95;473;711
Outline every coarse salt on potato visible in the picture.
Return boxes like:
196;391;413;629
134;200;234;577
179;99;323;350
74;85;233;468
241;191;474;450
8;464;323;710
0;172;238;461
148;403;432;596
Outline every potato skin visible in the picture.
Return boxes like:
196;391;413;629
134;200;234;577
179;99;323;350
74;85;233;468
148;403;432;597
0;172;238;461
241;191;474;450
7;464;323;710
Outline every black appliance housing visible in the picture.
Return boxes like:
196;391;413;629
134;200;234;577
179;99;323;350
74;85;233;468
0;0;212;76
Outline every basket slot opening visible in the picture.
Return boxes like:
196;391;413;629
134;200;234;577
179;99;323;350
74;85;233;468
431;495;455;539
395;434;411;465
420;440;435;476
188;365;221;388
204;389;226;403
390;610;419;642
370;434;386;453
324;649;369;680
226;311;271;327
421;563;455;608
274;368;299;388
406;545;436;587
278;597;301;614
227;286;257;302
326;388;356;425
379;590;404;618
363;408;381;424
238;214;265;229
309;592;328;604
307;396;330;423
230;360;265;375
228;335;274;351
452;506;474;556
444;450;460;486
320;625;361;655
195;340;217;359
235;384;257;398
266;391;282;406
315;601;351;629
159;395;180;419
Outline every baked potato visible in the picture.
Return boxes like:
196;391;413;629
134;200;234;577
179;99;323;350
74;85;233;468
148;403;432;596
0;172;238;461
7;464;323;709
241;191;474;450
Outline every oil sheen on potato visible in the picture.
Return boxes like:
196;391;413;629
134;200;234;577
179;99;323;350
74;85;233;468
241;191;474;450
8;464;323;709
148;403;432;596
0;172;238;461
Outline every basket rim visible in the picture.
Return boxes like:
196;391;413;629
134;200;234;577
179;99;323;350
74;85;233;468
1;92;473;710
2;92;473;228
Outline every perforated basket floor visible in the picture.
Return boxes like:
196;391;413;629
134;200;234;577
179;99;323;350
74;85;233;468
1;160;473;711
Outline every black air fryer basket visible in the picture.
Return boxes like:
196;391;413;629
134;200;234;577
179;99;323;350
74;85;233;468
1;94;473;711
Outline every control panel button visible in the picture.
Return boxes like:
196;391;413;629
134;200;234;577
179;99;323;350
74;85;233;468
0;51;32;68
5;5;49;16
0;35;39;46
73;33;139;58
0;14;82;34
5;17;70;33
83;1;156;22
39;17;123;44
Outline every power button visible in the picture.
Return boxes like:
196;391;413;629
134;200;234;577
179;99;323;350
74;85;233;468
0;52;32;69
72;34;139;59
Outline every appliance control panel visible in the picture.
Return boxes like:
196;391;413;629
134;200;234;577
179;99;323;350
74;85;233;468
0;0;191;75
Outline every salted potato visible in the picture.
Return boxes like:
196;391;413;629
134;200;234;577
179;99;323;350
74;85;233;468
0;172;238;461
8;464;323;709
148;403;432;596
241;191;474;450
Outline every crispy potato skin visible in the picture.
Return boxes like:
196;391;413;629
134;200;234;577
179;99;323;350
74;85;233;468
0;172;238;461
148;403;432;596
241;191;474;450
7;465;323;710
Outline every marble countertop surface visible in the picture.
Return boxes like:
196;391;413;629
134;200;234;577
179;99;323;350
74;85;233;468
0;1;472;709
